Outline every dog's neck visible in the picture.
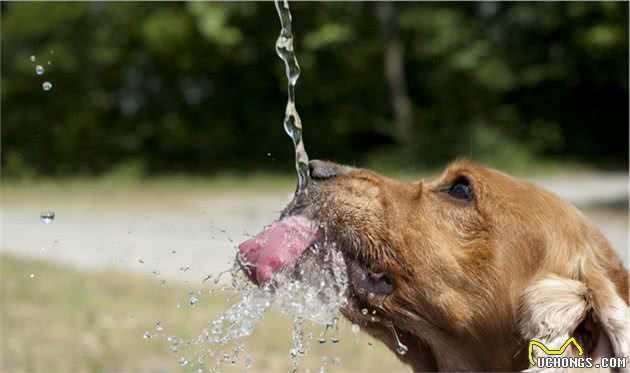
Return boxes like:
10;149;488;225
371;317;527;371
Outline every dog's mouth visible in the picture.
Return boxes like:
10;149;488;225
237;209;395;311
237;215;321;285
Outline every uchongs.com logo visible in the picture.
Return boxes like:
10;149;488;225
528;337;627;369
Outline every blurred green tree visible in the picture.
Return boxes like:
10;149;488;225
1;2;627;177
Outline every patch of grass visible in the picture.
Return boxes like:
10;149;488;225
1;160;595;213
0;173;296;211
0;255;407;372
1;150;602;213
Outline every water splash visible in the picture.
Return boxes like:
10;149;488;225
290;316;305;372
206;246;347;346
274;0;310;195
153;239;348;371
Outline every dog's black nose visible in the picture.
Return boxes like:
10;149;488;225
309;160;338;180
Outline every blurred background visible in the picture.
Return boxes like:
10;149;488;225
1;2;628;372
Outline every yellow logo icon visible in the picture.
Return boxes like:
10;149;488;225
528;337;584;367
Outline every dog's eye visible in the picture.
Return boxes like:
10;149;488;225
447;178;473;201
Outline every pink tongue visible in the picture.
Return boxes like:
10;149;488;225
238;216;320;285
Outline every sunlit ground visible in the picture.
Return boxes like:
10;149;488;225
1;172;627;372
0;255;407;372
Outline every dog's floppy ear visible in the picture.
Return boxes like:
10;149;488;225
518;270;629;372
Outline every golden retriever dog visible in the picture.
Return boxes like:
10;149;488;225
238;160;629;371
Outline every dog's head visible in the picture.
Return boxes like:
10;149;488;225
238;160;629;371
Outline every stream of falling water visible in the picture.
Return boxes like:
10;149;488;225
147;2;356;371
274;0;310;195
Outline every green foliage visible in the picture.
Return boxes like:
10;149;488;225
1;2;627;178
304;23;354;50
187;2;244;47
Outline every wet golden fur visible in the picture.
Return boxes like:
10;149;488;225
310;160;629;371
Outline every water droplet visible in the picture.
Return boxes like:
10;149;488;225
35;65;44;75
387;322;408;355
143;331;151;339
176;302;181;309
178;357;188;366
155;321;163;332
30;55;36;62
330;317;339;343
351;324;360;333
47;61;51;66
189;294;199;307
332;357;341;366
160;280;166;287
180;265;190;272
267;152;271;156
40;210;55;224
319;323;329;343
138;259;144;264
42;81;52;91
396;344;408;355
361;308;368;315
171;250;176;254
244;354;253;368
29;273;35;279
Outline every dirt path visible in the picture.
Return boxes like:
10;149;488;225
2;174;627;283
